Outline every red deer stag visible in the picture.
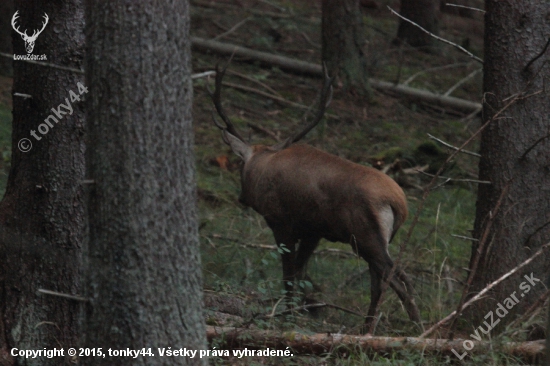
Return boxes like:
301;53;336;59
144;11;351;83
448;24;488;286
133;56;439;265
208;64;421;328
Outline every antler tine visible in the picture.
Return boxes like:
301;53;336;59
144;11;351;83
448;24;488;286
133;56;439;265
277;64;334;149
208;62;246;143
11;11;27;37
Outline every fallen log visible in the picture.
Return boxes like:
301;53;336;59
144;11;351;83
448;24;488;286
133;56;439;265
191;37;482;114
206;326;544;362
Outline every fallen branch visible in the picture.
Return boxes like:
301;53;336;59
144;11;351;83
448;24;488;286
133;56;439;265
421;242;550;338
206;326;545;361
387;7;483;64
212;16;252;41
427;133;481;157
445;3;486;13
191;37;482;114
192;0;293;19
417;170;490;185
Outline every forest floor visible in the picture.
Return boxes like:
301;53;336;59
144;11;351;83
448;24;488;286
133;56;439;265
0;0;544;364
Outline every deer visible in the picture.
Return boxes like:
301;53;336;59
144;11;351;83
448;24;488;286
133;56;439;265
11;11;49;54
208;63;421;329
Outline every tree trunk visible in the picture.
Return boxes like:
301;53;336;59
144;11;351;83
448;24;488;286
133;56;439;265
465;1;550;329
83;1;206;365
0;1;85;365
321;0;370;95
395;0;439;51
0;0;13;76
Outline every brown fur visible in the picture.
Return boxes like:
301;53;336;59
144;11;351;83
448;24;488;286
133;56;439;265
237;143;420;327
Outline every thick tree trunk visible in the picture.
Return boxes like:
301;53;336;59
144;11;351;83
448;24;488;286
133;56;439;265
0;1;85;365
321;0;370;95
83;1;206;365
0;0;13;76
395;0;439;51
465;1;550;329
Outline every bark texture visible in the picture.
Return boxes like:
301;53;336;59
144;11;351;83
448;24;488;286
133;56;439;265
395;0;439;51
0;0;13;76
206;326;544;363
321;0;370;94
0;1;85;365
466;1;550;329
83;1;206;365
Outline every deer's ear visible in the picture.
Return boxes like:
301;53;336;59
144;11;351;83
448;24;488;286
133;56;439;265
224;131;253;162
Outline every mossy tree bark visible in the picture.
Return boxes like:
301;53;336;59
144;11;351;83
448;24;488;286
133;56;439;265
321;0;370;95
0;1;85;365
83;0;206;365
464;1;550;330
395;0;439;51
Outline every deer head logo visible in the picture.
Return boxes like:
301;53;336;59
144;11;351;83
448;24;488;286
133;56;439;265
11;11;49;54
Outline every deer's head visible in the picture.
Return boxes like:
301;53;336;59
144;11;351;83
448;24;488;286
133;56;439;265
12;11;49;54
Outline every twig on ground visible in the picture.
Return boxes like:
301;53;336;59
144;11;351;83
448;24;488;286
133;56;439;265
265;302;364;319
192;70;216;79
227;69;283;97
257;0;287;12
402;63;470;86
212;16;252;41
427;133;481;157
443;68;482;97
387;7;483;64
300;32;320;49
192;0;293;19
247;122;281;141
451;234;479;242
420;243;550;338
416;169;490;185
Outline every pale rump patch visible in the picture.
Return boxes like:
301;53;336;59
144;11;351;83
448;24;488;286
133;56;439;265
378;206;394;244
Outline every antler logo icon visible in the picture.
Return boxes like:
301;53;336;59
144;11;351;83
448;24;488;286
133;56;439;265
11;11;49;54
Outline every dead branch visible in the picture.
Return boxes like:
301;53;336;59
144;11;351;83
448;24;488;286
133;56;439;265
451;234;479;242
37;289;88;302
417;170;490;184
265;302;364;319
506;290;550;334
427;133;481;157
206;326;545;361
402;62;471;86
524;37;550;71
421;243;550;338
227;69;283;97
192;0;293;19
247;122;281;141
443;68;482;97
445;3;485;13
387;7;483;64
212;16;252;41
191;37;482;114
521;131;550;159
445;182;510;334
